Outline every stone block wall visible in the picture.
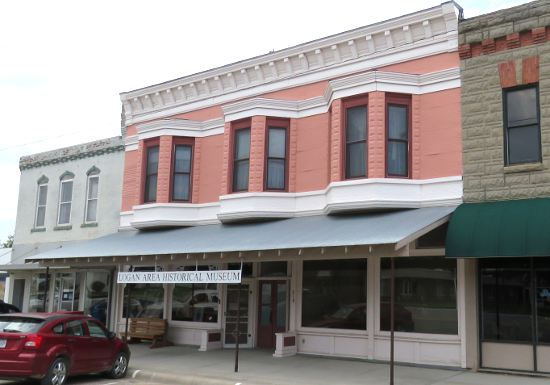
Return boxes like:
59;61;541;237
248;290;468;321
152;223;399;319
460;1;550;202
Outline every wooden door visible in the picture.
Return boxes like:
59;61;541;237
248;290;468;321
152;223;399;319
257;281;287;349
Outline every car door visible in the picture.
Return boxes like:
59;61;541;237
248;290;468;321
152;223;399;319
65;319;92;374
85;320;114;371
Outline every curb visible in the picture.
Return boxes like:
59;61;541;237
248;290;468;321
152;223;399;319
129;368;275;385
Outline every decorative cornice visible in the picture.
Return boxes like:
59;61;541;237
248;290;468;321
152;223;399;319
120;176;463;228
20;136;124;170
120;2;458;126
223;68;460;121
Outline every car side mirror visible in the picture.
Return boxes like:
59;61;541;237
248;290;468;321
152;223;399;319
108;331;117;340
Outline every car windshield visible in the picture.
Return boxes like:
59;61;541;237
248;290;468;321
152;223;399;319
0;317;44;333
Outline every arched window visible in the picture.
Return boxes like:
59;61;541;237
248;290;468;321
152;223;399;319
34;176;49;228
57;172;74;225
85;167;100;223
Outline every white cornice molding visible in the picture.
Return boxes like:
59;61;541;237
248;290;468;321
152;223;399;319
223;68;460;121
120;176;463;228
120;3;458;125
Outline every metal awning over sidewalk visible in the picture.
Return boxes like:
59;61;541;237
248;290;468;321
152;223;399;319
27;207;456;262
446;197;550;258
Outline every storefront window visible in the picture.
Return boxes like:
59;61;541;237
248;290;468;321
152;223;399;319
84;271;111;325
53;272;80;312
29;273;50;312
260;261;287;277
480;258;532;342
171;265;219;323
380;257;457;334
123;283;164;319
301;259;367;330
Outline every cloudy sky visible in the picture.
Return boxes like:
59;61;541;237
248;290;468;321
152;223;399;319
0;0;527;243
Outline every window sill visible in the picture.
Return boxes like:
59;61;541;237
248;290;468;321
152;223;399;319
30;227;46;233
54;225;72;231
503;162;544;174
81;222;98;228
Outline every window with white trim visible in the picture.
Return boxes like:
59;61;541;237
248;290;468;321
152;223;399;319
85;170;99;223
35;180;48;228
57;174;74;225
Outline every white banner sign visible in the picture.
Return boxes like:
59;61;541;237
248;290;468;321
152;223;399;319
117;270;241;284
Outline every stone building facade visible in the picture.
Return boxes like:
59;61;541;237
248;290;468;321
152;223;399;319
446;0;550;374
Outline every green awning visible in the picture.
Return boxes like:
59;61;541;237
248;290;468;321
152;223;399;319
446;198;550;258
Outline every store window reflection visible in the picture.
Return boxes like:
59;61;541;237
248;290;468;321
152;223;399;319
380;257;457;334
84;271;111;325
29;273;50;312
301;259;367;330
171;266;219;323
123;283;164;318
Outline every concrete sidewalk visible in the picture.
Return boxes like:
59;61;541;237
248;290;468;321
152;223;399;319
127;344;550;385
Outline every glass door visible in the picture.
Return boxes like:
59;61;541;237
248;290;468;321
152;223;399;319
257;281;287;349
83;271;111;325
224;283;252;348
53;272;80;312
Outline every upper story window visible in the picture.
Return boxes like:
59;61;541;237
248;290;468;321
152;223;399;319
266;119;288;191
35;176;48;228
232;122;251;192
144;144;159;203
172;142;193;202
85;167;100;223
504;85;541;165
344;97;368;179
57;172;74;225
387;95;411;177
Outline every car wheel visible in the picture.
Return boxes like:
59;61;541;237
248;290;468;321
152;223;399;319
41;357;68;385
107;352;129;379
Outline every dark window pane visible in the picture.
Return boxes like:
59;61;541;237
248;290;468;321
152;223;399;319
123;283;164;318
268;128;286;158
346;142;366;178
61;181;73;202
380;257;457;334
267;159;285;190
147;147;159;174
235;129;250;160
346;106;367;142
233;160;249;191
508;125;540;164
302;259;367;330
145;175;157;202
228;262;254;277
174;145;192;173
172;283;219;323
507;87;537;126
388;105;408;140
260;262;287;277
173;174;190;201
480;258;532;342
387;141;408;176
537;267;550;343
38;185;48;205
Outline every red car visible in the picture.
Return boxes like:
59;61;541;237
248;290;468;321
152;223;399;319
0;312;130;385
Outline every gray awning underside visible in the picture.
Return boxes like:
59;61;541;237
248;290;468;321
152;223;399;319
26;207;455;261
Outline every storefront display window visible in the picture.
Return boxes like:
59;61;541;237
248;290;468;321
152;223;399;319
29;273;50;312
84;271;111;325
172;265;219;323
301;259;367;330
123;283;164;318
380;257;457;334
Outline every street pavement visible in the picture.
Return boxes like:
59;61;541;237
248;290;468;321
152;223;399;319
0;375;165;385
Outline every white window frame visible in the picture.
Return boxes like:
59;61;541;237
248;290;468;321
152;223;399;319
57;177;74;225
34;183;48;228
84;174;99;224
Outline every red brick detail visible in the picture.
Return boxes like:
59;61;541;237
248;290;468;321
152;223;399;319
121;150;139;212
288;118;298;192
135;140;145;204
191;137;202;203
220;122;232;195
532;27;547;44
498;61;517;88
330;99;343;182
249;116;267;192
481;38;496;55
367;92;385;178
522;56;540;84
506;33;521;49
458;44;472;59
156;136;173;203
411;95;422;179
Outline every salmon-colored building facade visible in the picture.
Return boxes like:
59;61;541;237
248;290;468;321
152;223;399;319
28;2;470;369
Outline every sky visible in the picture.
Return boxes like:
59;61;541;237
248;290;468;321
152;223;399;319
0;0;528;243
